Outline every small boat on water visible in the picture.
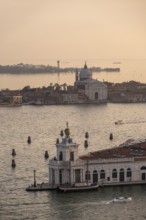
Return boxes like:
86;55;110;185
113;197;132;203
113;61;121;64
115;120;123;125
57;183;99;193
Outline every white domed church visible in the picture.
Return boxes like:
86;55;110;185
74;63;107;103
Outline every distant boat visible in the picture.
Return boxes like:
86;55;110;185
115;120;123;125
113;197;132;203
113;62;121;64
57;183;99;193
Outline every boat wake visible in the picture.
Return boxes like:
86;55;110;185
65;201;113;214
83;201;113;205
58;200;113;209
115;119;146;125
59;198;131;212
125;120;146;125
101;200;113;204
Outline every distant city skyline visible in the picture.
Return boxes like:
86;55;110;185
1;0;146;64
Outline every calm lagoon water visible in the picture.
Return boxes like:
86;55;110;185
1;59;146;219
1;104;146;219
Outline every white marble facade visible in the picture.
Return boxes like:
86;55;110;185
74;63;107;103
49;125;146;186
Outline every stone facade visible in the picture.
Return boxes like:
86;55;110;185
48;125;146;187
74;64;107;103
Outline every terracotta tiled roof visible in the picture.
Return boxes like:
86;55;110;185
79;139;146;160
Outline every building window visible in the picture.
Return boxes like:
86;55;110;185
59;151;63;161
52;169;55;185
141;173;146;181
127;168;132;177
119;168;125;182
93;170;98;184
95;92;98;100
59;169;63;184
141;166;146;181
100;170;105;179
85;171;90;180
107;177;110;181
112;169;117;178
70;152;74;161
141;166;146;170
75;169;81;183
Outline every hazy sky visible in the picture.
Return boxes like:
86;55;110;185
1;0;146;64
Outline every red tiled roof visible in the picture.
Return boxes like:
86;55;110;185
79;139;146;160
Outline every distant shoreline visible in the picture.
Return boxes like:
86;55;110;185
0;64;120;74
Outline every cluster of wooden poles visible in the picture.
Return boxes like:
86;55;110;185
11;136;49;168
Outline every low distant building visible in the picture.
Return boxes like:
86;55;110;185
13;96;22;104
0;95;22;106
62;93;89;104
74;63;107;103
107;80;146;103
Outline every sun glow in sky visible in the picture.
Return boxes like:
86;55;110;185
1;0;146;64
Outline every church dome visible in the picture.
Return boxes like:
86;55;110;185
80;63;92;80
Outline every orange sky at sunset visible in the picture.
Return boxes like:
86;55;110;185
1;0;146;64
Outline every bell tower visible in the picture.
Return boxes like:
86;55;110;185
75;68;79;82
56;122;79;162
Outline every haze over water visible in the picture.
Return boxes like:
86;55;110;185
0;59;146;90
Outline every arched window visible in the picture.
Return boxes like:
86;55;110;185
112;169;117;178
59;151;63;161
85;171;90;180
100;170;105;179
119;168;124;182
75;169;81;183
70;152;74;161
93;170;98;175
59;169;63;184
93;170;98;183
120;168;124;172
127;168;132;177
95;92;98;100
141;166;146;181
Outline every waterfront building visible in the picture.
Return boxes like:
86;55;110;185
49;124;146;187
74;63;107;103
0;95;22;106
